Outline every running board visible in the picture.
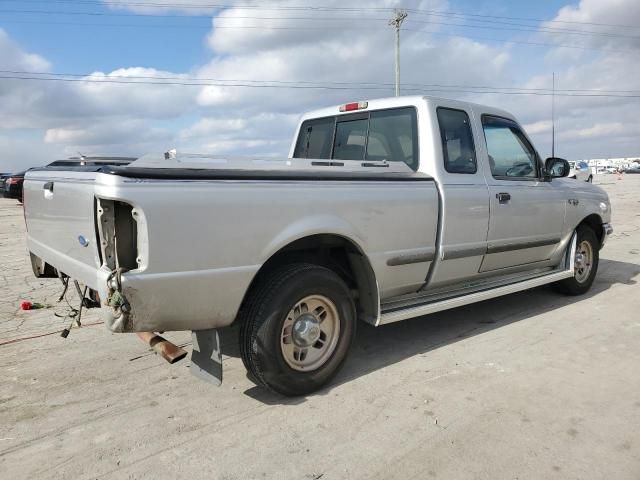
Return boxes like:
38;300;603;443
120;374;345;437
378;233;576;326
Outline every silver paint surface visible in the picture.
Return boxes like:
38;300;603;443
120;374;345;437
23;95;611;332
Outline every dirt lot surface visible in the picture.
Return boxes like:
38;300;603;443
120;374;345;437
1;176;639;480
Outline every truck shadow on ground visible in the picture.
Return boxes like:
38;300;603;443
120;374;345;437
233;258;640;405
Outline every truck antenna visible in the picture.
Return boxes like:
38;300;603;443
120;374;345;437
389;10;408;97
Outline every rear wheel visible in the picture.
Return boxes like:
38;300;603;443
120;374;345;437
554;226;599;295
238;263;356;396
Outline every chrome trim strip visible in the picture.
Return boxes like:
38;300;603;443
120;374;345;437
378;233;576;325
486;237;561;254
387;249;436;266
441;245;487;260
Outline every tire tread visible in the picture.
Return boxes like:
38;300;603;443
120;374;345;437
238;263;347;394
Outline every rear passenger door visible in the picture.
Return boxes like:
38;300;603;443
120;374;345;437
426;105;491;288
479;115;566;272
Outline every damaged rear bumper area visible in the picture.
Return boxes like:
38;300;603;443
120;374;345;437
95;197;258;334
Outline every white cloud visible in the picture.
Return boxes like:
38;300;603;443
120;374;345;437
523;120;552;135
0;29;50;72
543;0;640;50
102;0;218;15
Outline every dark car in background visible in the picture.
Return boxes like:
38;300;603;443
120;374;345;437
3;171;27;202
2;157;137;204
0;173;10;189
624;164;640;174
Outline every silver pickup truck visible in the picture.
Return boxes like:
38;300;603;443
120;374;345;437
24;95;612;395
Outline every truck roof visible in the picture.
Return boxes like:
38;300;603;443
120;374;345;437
298;95;516;123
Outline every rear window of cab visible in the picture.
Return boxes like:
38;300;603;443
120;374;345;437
293;107;419;170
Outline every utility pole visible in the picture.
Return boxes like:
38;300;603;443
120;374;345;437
389;10;408;97
551;71;556;158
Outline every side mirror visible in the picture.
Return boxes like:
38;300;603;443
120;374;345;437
545;157;570;180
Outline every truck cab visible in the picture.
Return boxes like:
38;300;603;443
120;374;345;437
290;96;605;295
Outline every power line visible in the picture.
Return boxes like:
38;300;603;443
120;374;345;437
0;0;638;30
1;19;635;55
406;15;640;40
402;7;638;30
2;72;640;98
2;7;639;40
4;69;640;93
402;28;634;54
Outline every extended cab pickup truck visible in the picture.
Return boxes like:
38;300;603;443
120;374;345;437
24;96;613;395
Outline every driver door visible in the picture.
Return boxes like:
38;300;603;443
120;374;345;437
479;115;566;272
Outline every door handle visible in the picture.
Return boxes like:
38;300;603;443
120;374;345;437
496;192;511;203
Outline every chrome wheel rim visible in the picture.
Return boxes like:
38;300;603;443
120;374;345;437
280;295;340;372
575;240;593;283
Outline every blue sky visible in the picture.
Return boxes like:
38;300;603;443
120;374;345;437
1;0;570;72
1;0;639;171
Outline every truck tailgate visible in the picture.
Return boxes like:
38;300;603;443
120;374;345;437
24;170;101;287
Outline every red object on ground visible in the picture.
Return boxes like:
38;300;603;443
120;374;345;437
20;301;33;310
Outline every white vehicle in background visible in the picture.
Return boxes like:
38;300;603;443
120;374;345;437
568;161;593;182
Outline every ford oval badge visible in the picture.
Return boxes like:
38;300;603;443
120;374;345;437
78;235;89;247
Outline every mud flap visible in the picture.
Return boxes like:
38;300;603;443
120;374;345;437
190;328;223;386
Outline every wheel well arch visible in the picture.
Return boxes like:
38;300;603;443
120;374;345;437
238;234;379;325
577;213;604;246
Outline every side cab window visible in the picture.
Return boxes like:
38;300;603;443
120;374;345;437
436;107;477;174
482;115;541;179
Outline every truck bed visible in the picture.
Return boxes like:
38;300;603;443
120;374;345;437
24;155;439;332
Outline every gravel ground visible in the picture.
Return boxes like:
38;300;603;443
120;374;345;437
1;175;639;480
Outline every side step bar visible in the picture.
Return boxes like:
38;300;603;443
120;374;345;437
378;234;576;326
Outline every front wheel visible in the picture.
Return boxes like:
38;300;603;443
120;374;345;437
238;263;356;396
554;226;599;295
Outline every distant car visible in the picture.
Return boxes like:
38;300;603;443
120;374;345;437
624;165;640;174
0;173;10;189
567;161;592;182
605;167;618;174
3;171;27;202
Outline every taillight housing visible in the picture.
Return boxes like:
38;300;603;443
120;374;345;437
96;198;140;271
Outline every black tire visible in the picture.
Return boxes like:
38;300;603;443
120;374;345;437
238;263;356;396
553;226;599;296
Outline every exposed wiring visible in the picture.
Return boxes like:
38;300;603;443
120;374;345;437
0;322;104;347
